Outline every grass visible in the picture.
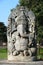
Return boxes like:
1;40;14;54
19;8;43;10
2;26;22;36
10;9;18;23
40;48;43;52
0;48;7;59
37;48;43;59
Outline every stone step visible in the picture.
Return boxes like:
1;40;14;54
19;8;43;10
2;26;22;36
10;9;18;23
0;60;43;65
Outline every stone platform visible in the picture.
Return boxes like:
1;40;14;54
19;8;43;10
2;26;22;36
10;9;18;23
0;60;43;65
8;55;36;61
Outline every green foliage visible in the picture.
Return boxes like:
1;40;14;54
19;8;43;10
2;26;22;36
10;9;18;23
0;22;7;43
37;26;43;42
19;0;43;42
19;0;30;7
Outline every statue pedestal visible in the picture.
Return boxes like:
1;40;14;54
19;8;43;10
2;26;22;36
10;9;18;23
0;60;43;65
8;55;36;61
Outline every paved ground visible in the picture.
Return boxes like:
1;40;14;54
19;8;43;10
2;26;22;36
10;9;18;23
0;60;43;65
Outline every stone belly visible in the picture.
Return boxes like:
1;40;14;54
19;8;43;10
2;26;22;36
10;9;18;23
15;38;28;51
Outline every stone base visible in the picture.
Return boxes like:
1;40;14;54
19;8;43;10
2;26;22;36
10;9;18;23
0;60;43;65
8;55;36;62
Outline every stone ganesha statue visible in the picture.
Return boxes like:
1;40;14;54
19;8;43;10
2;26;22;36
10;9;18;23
7;6;37;61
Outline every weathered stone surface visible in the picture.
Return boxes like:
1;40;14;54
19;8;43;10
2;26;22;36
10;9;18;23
15;37;28;51
24;50;29;56
0;60;43;65
7;6;36;61
13;50;19;56
28;49;32;56
31;48;36;53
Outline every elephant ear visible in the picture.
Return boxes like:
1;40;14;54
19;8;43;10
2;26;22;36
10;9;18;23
28;10;35;21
